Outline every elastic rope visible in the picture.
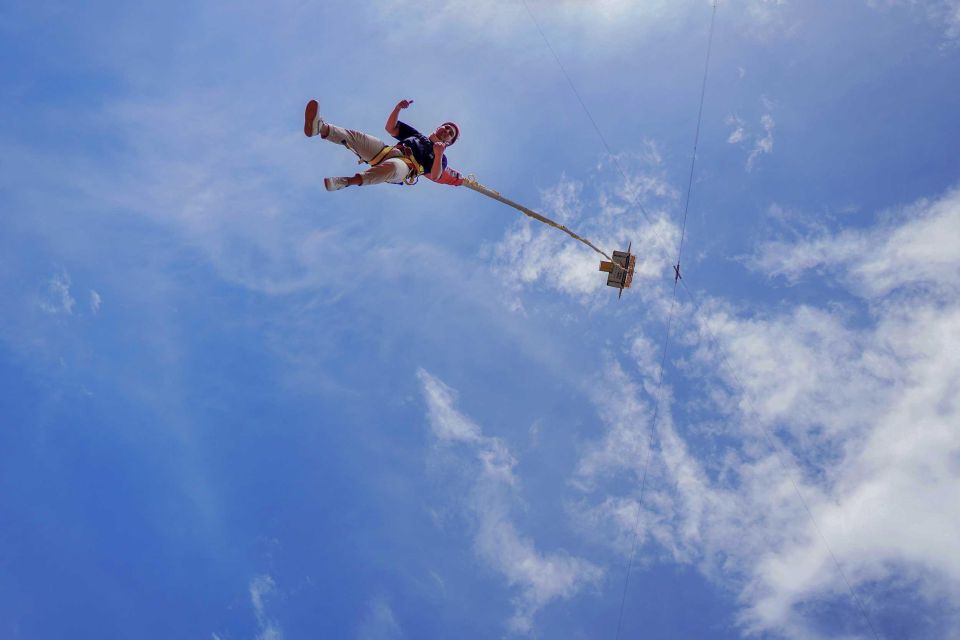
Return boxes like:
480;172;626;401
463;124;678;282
518;0;673;267
463;178;630;274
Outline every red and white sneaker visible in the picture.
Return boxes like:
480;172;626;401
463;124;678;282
324;176;349;191
304;99;325;137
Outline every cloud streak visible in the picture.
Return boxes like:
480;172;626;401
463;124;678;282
40;271;76;315
867;0;960;42
727;102;777;172
357;597;403;640
250;575;283;640
418;368;602;634
750;188;960;299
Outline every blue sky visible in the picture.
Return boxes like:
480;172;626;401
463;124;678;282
2;0;960;638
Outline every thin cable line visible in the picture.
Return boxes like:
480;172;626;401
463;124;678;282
518;2;883;637
675;0;719;277
614;2;719;633
516;2;713;637
518;0;662;237
615;278;681;640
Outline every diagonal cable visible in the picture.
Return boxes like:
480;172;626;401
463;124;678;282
519;0;664;243
675;0;719;279
614;278;682;640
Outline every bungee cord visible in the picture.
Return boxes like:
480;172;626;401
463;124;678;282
463;176;617;263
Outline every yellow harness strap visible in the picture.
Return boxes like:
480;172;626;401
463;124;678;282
364;145;395;167
361;145;424;186
398;154;424;185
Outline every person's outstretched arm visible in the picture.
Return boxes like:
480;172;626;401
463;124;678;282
430;141;448;181
431;166;465;186
386;99;413;137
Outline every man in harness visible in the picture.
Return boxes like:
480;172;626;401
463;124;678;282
304;98;465;191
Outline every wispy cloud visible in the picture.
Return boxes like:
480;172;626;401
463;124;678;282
573;362;655;491
726;116;747;144
374;0;798;49
866;0;960;42
747;113;776;171
89;290;102;314
560;183;960;637
250;575;283;640
418;368;602;634
487;160;679;308
690;295;960;637
727;101;777;172
749;187;960;298
39;270;76;315
357;597;403;640
371;0;684;47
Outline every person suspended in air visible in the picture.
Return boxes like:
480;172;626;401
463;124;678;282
304;98;465;191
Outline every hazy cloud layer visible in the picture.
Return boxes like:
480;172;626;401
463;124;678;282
867;0;960;41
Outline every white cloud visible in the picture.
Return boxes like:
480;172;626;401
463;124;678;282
473;57;959;622
567;185;960;638
250;575;283;640
746;113;776;171
357;597;403;640
372;0;683;46
866;0;960;42
418;370;483;443
417;368;603;634
89;290;102;314
479;514;604;634
726;99;777;172
750;188;960;298
40;271;76;315
949;1;960;39
487;165;679;307
721;301;960;637
573;363;655;490
374;0;797;49
726;116;747;144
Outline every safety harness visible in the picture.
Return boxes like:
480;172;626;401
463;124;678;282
362;144;424;185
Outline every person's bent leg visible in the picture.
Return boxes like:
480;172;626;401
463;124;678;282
322;124;391;164
356;158;408;186
326;159;406;191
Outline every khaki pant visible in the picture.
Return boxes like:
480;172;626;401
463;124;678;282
323;123;410;186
